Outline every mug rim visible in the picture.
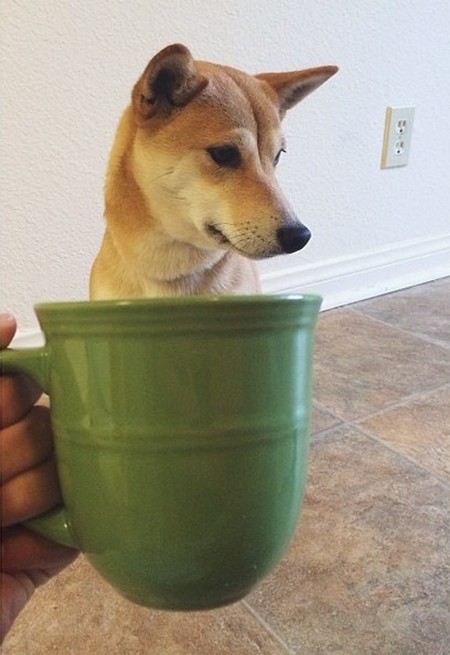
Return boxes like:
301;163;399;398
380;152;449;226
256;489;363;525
35;294;322;313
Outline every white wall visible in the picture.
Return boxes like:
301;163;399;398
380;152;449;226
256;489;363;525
1;0;449;335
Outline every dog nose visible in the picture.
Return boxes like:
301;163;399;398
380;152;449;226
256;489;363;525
277;225;311;253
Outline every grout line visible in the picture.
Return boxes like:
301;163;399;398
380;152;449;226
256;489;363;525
350;382;450;425
311;421;348;442
310;387;450;490
347;306;450;351
312;398;343;420
350;420;450;492
312;382;450;430
311;393;351;426
240;600;296;655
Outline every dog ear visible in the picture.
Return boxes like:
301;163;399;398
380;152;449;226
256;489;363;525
256;66;338;116
132;44;208;122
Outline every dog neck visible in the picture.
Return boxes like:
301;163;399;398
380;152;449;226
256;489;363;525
94;224;253;298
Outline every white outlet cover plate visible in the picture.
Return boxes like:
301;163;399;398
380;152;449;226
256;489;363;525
381;106;415;169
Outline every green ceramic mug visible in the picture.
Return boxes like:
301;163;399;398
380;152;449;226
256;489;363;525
1;295;321;610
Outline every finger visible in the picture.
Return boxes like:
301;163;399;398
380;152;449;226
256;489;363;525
0;313;17;349
1;530;78;643
1;406;53;484
1;571;35;643
0;313;42;427
0;374;42;429
1;525;78;573
1;457;62;527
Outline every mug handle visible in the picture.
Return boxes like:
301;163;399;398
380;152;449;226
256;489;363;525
1;347;78;549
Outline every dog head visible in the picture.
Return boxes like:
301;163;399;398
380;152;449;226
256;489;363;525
127;44;337;259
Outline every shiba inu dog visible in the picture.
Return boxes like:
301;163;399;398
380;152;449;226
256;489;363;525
90;44;337;298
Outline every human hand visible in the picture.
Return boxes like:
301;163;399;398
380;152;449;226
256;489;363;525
1;313;78;642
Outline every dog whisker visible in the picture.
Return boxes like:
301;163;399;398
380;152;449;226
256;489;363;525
148;168;175;184
166;190;187;201
211;223;254;236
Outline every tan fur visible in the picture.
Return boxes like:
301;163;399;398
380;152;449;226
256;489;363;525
90;45;337;299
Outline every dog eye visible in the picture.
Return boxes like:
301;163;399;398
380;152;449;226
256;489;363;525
274;148;286;166
207;146;241;168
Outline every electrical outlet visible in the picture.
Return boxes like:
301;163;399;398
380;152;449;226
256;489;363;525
381;106;415;169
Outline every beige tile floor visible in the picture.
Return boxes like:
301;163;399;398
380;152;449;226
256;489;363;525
3;277;450;654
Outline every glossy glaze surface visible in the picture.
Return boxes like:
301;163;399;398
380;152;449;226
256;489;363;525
1;295;321;609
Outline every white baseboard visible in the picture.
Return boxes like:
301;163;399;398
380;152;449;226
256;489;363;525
261;234;450;310
11;235;450;346
11;329;45;349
